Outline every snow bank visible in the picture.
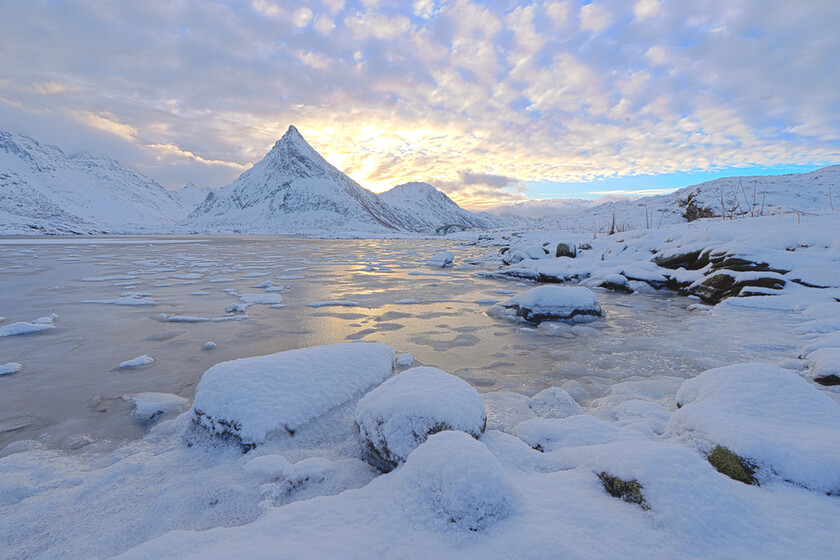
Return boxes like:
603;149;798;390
667;363;840;493
394;431;515;532
528;387;582;418
355;366;486;471
489;285;603;323
0;314;57;337
192;342;395;445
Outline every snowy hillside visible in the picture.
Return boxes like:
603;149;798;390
380;181;510;232
169;182;212;218
0;131;186;234
539;166;840;232
188;126;415;234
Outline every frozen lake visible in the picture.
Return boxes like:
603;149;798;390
0;235;807;451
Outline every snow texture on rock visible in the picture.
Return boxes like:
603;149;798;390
355;366;486;471
666;363;840;494
490;285;603;323
192;342;395;445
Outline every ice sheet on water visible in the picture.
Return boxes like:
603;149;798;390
0;362;23;376
0;314;57;337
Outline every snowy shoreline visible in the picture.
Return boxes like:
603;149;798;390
1;212;839;559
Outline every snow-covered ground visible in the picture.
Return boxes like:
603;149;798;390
1;214;839;559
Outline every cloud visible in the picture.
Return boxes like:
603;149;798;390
0;0;837;208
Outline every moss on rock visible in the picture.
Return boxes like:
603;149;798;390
707;445;758;485
597;472;651;510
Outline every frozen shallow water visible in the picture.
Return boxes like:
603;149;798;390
0;235;809;450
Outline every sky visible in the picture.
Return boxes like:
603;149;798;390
1;0;838;211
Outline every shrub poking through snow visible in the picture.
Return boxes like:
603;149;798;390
597;472;650;511
707;445;757;485
355;366;486;472
191;342;395;447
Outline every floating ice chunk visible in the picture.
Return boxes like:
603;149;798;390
489;285;603;323
167;316;210;323
226;303;247;313
123;392;188;421
210;278;235;283
241;272;271;278
396;353;415;367
495;289;514;295
172;273;202;280
203;341;216;349
528;387;583;419
355;366;486;471
475;298;500;304
666;363;840;493
211;316;249;322
408;271;449;276
0;362;23;376
118;355;154;369
81;274;138;282
83;295;156;306
394;298;421;304
191;342;395;445
396;431;514;532
307;301;359;308
239;293;284;305
190;291;210;296
0;314;57;337
428;251;454;268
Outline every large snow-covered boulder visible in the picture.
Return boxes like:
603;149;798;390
192;343;395;446
355;366;487;471
488;285;603;323
394;431;515;532
666;363;840;493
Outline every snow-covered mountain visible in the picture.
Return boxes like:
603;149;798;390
538;166;840;232
169;182;212;218
379;182;510;232
188;126;416;234
0;131;185;234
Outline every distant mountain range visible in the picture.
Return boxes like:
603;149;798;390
1;126;837;235
0;127;511;235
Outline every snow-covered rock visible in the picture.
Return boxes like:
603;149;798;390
427;251;454;268
394;431;515;532
123;392;189;421
666;363;840;493
513;415;627;452
191;342;395;445
355;366;487;471
489;286;603;323
528;387;583;419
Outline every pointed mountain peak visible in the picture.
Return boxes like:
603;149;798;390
273;124;306;149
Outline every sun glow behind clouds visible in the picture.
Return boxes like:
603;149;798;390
0;0;838;207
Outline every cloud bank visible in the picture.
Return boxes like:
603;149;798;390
1;0;838;208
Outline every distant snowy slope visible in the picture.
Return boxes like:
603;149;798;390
379;182;511;232
0;131;184;234
169;182;212;218
540;166;840;232
188;126;412;234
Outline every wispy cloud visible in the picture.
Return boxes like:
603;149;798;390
0;0;837;206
